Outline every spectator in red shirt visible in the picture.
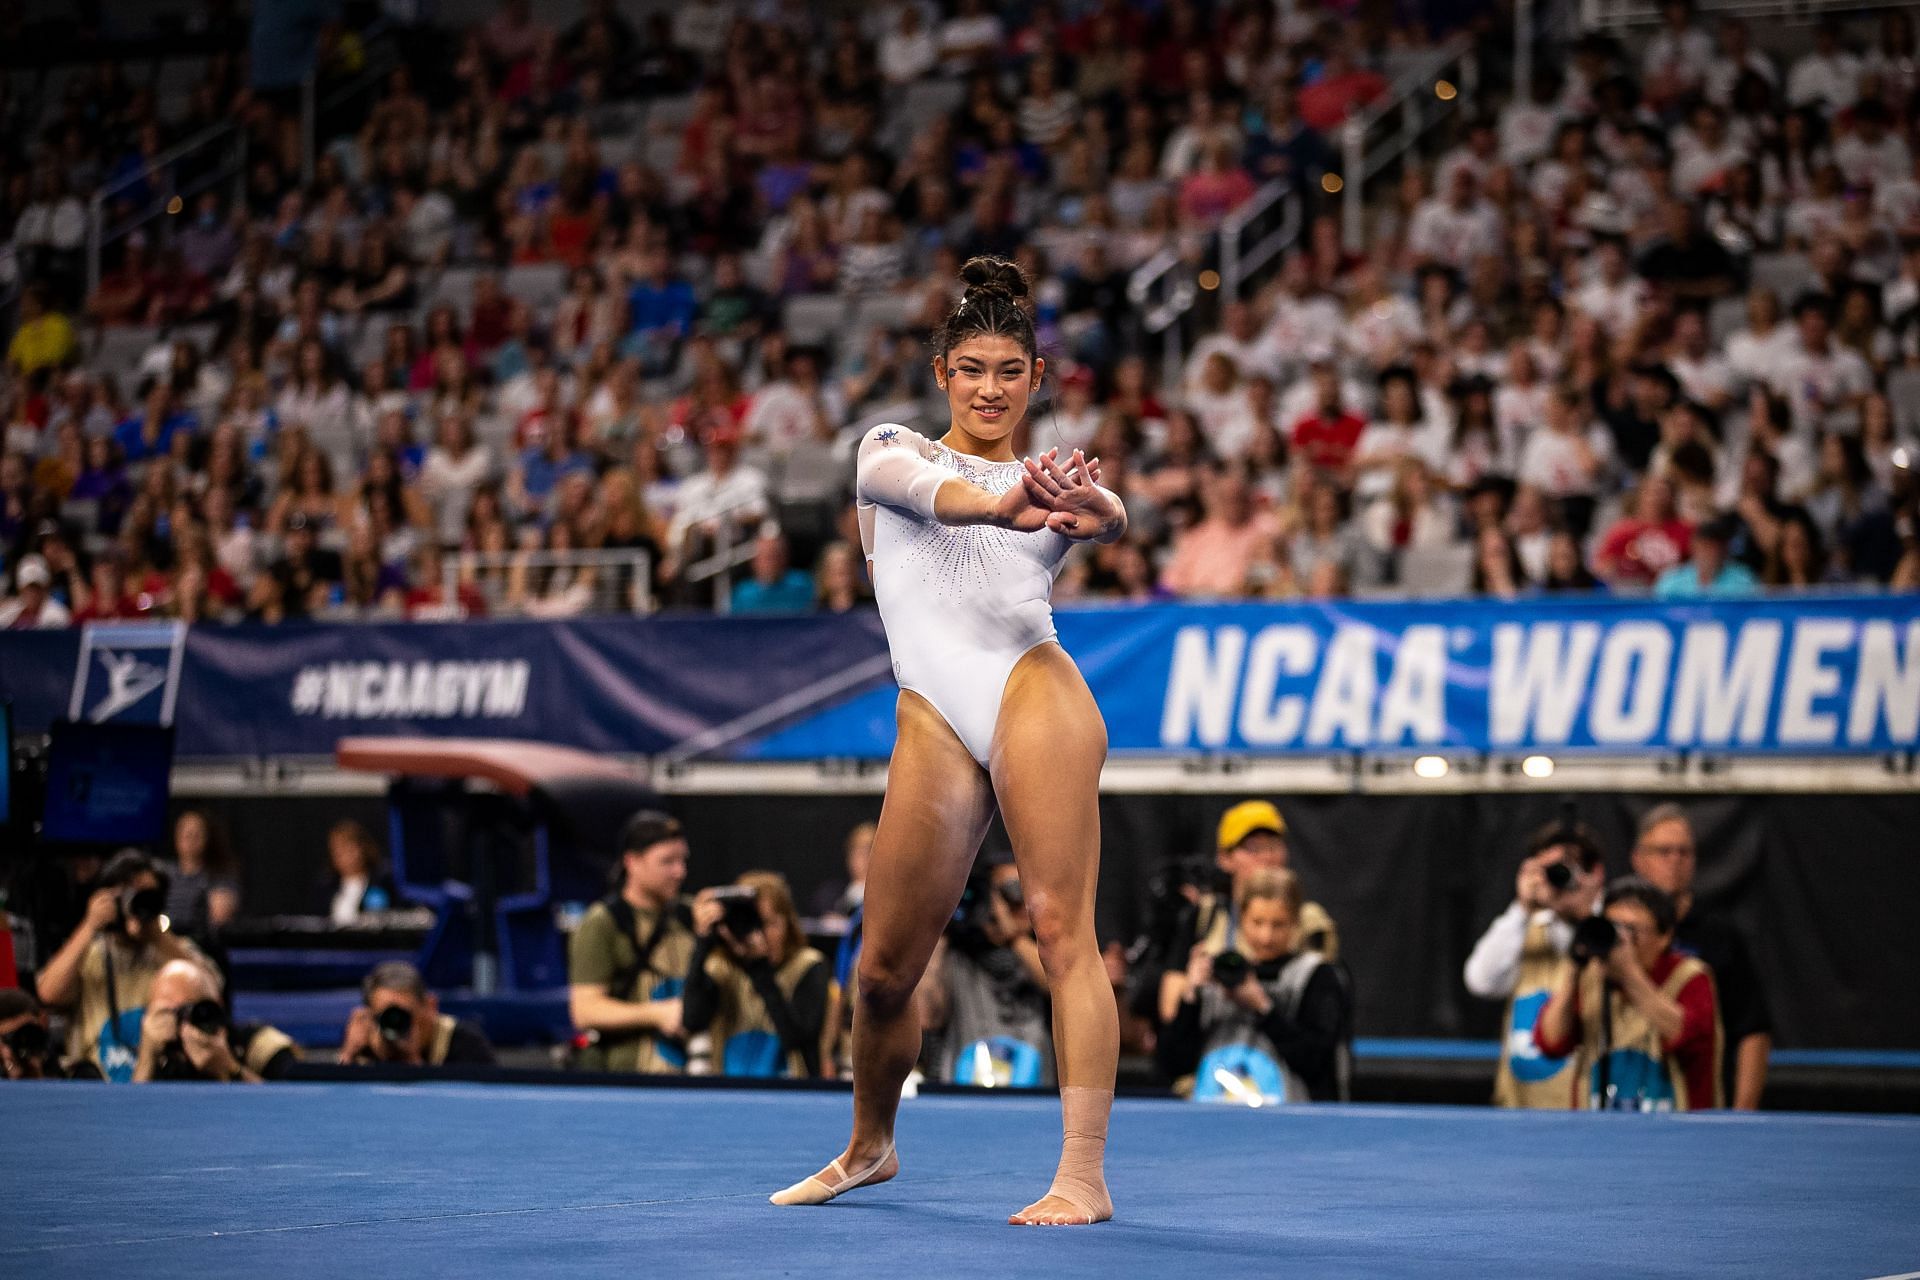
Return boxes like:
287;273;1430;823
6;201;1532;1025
1595;474;1693;589
1178;142;1257;230
1297;44;1388;133
1289;356;1368;476
1535;876;1722;1111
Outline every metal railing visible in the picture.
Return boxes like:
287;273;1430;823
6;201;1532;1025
85;118;250;299
682;497;774;614
448;549;655;618
1581;0;1909;29
1340;34;1480;253
83;24;400;298
1124;180;1304;389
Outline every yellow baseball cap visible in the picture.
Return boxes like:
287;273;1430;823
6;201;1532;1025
1218;800;1287;852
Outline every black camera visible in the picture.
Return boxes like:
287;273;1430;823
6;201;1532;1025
1210;950;1251;990
120;885;165;927
376;1005;414;1045
183;998;227;1035
1545;862;1575;892
3;1019;52;1062
708;886;766;941
1570;916;1619;965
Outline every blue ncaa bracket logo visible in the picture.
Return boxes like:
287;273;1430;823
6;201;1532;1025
68;622;187;726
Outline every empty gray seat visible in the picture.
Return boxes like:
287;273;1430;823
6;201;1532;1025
781;295;851;349
504;262;570;311
1396;544;1476;599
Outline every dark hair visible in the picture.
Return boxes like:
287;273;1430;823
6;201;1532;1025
1527;817;1604;870
99;850;168;895
1604;875;1678;936
934;256;1036;361
363;960;430;1004
0;987;41;1021
619;809;683;857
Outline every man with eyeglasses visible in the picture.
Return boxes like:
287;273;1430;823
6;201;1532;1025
1631;804;1772;1110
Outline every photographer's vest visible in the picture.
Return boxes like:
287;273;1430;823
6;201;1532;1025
1573;955;1724;1111
1200;894;1341;963
572;898;695;1074
702;946;830;1078
1493;916;1578;1109
938;946;1055;1088
1190;951;1341;1105
71;934;211;1083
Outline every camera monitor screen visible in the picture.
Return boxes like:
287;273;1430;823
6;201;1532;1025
41;720;175;847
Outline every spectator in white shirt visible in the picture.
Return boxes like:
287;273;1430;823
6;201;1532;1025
939;0;1003;71
1405;166;1504;272
0;556;72;629
1787;19;1862;112
1570;237;1645;339
1769;292;1874;434
1642;0;1715;111
1833;100;1911;191
1665;307;1735;412
419;410;497;546
1672;103;1748;198
879;4;938;86
1705;17;1776;107
667;418;770;565
744;346;844;458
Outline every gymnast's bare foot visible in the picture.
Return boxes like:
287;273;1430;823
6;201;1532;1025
1009;1184;1113;1226
769;1139;899;1206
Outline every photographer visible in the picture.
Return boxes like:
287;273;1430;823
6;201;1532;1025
1535;877;1722;1111
919;852;1055;1088
1153;801;1340;1026
1157;869;1353;1103
1630;804;1772;1110
682;872;836;1079
0;988;100;1080
1463;817;1607;1108
566;811;697;1073
339;961;495;1068
34;851;218;1082
135;959;298;1083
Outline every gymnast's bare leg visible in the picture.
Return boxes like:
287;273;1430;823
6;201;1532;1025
769;690;994;1205
993;643;1118;1226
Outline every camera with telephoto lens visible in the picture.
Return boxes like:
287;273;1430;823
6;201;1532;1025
183;999;227;1035
376;1005;414;1045
1570;916;1619;965
708;886;767;942
3;1019;52;1063
1209;949;1251;990
1545;862;1576;892
119;885;165;929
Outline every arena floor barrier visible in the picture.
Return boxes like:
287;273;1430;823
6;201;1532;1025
4;1082;1918;1279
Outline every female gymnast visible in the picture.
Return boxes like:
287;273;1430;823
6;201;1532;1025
770;257;1127;1226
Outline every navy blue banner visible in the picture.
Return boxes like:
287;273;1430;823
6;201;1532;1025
2;597;1915;759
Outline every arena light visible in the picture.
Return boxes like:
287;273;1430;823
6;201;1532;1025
166;195;184;215
1521;755;1556;780
1321;173;1344;194
1198;269;1221;291
1412;755;1450;779
1435;80;1457;101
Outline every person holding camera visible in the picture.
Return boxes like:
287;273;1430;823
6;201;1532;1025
566;811;698;1073
919;852;1055;1088
1154;801;1340;1026
33;851;219;1082
682;872;837;1079
339;961;495;1068
1156;869;1353;1103
1630;804;1772;1110
1535;876;1722;1111
0;988;100;1080
1463;818;1608;1108
135;959;299;1083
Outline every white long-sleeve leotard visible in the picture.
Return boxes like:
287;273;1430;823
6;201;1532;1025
854;422;1075;765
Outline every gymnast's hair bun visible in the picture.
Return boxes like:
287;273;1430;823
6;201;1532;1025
958;256;1030;303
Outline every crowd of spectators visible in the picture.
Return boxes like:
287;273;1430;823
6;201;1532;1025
0;0;1917;631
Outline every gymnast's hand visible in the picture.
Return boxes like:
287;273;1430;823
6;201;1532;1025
1022;449;1123;541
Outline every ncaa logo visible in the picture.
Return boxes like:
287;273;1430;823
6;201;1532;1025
68;622;186;726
